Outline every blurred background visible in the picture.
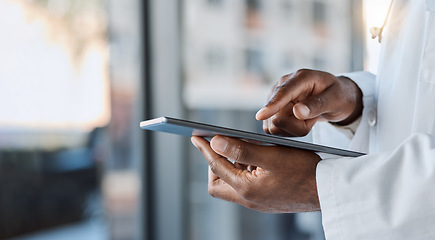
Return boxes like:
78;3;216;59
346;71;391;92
0;0;389;239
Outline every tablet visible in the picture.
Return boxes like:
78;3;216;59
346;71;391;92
140;116;365;157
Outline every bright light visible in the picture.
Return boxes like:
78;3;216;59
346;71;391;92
0;1;110;132
363;0;391;73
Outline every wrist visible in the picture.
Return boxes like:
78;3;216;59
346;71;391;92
334;76;363;126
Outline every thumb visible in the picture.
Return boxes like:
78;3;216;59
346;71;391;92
293;93;331;120
293;103;312;120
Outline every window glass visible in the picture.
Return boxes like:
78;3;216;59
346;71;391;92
182;1;362;240
0;1;143;239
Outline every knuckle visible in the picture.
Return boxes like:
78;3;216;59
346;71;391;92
295;68;311;76
312;95;325;111
280;74;290;81
279;74;291;84
268;125;283;136
208;186;217;198
263;125;270;134
208;157;218;174
271;117;287;129
273;83;288;93
269;83;279;96
263;121;270;134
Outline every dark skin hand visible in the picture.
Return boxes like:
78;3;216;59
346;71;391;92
191;135;321;213
192;69;362;212
257;69;363;137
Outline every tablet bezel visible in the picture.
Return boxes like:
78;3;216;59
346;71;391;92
140;116;365;157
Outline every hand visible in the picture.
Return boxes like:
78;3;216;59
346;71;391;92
191;135;321;213
256;69;363;137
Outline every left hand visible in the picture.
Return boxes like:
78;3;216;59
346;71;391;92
191;135;321;213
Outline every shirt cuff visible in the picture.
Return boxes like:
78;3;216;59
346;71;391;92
338;71;376;97
316;158;342;240
330;116;362;139
331;71;376;139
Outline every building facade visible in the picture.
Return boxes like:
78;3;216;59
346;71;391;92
183;0;356;109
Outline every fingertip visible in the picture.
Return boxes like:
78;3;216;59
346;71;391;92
255;108;267;120
191;136;201;149
256;107;274;121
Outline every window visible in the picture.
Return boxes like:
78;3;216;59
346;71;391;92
245;48;264;74
312;1;327;24
208;0;223;8
246;0;262;11
205;47;226;73
281;0;294;15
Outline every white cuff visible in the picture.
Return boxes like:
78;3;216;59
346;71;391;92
330;117;362;139
316;158;343;239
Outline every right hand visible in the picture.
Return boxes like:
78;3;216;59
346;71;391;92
256;69;363;137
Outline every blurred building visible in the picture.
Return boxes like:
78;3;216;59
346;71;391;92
0;0;368;239
183;0;355;109
0;0;109;238
180;1;362;240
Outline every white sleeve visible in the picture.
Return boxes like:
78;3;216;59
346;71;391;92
317;133;435;239
340;71;376;153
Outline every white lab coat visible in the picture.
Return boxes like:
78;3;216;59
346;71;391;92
315;0;435;239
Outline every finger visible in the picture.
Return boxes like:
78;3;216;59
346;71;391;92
267;114;318;137
262;101;297;136
234;162;249;170
191;136;247;188
247;165;257;172
263;119;271;134
265;101;294;135
258;80;284;126
208;165;219;183
264;117;288;136
210;136;275;168
255;70;315;121
256;70;338;121
207;167;241;202
208;167;263;209
293;85;343;121
263;101;317;137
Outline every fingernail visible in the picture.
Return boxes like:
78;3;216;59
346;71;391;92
211;136;228;153
255;108;266;120
295;104;310;118
191;137;199;148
